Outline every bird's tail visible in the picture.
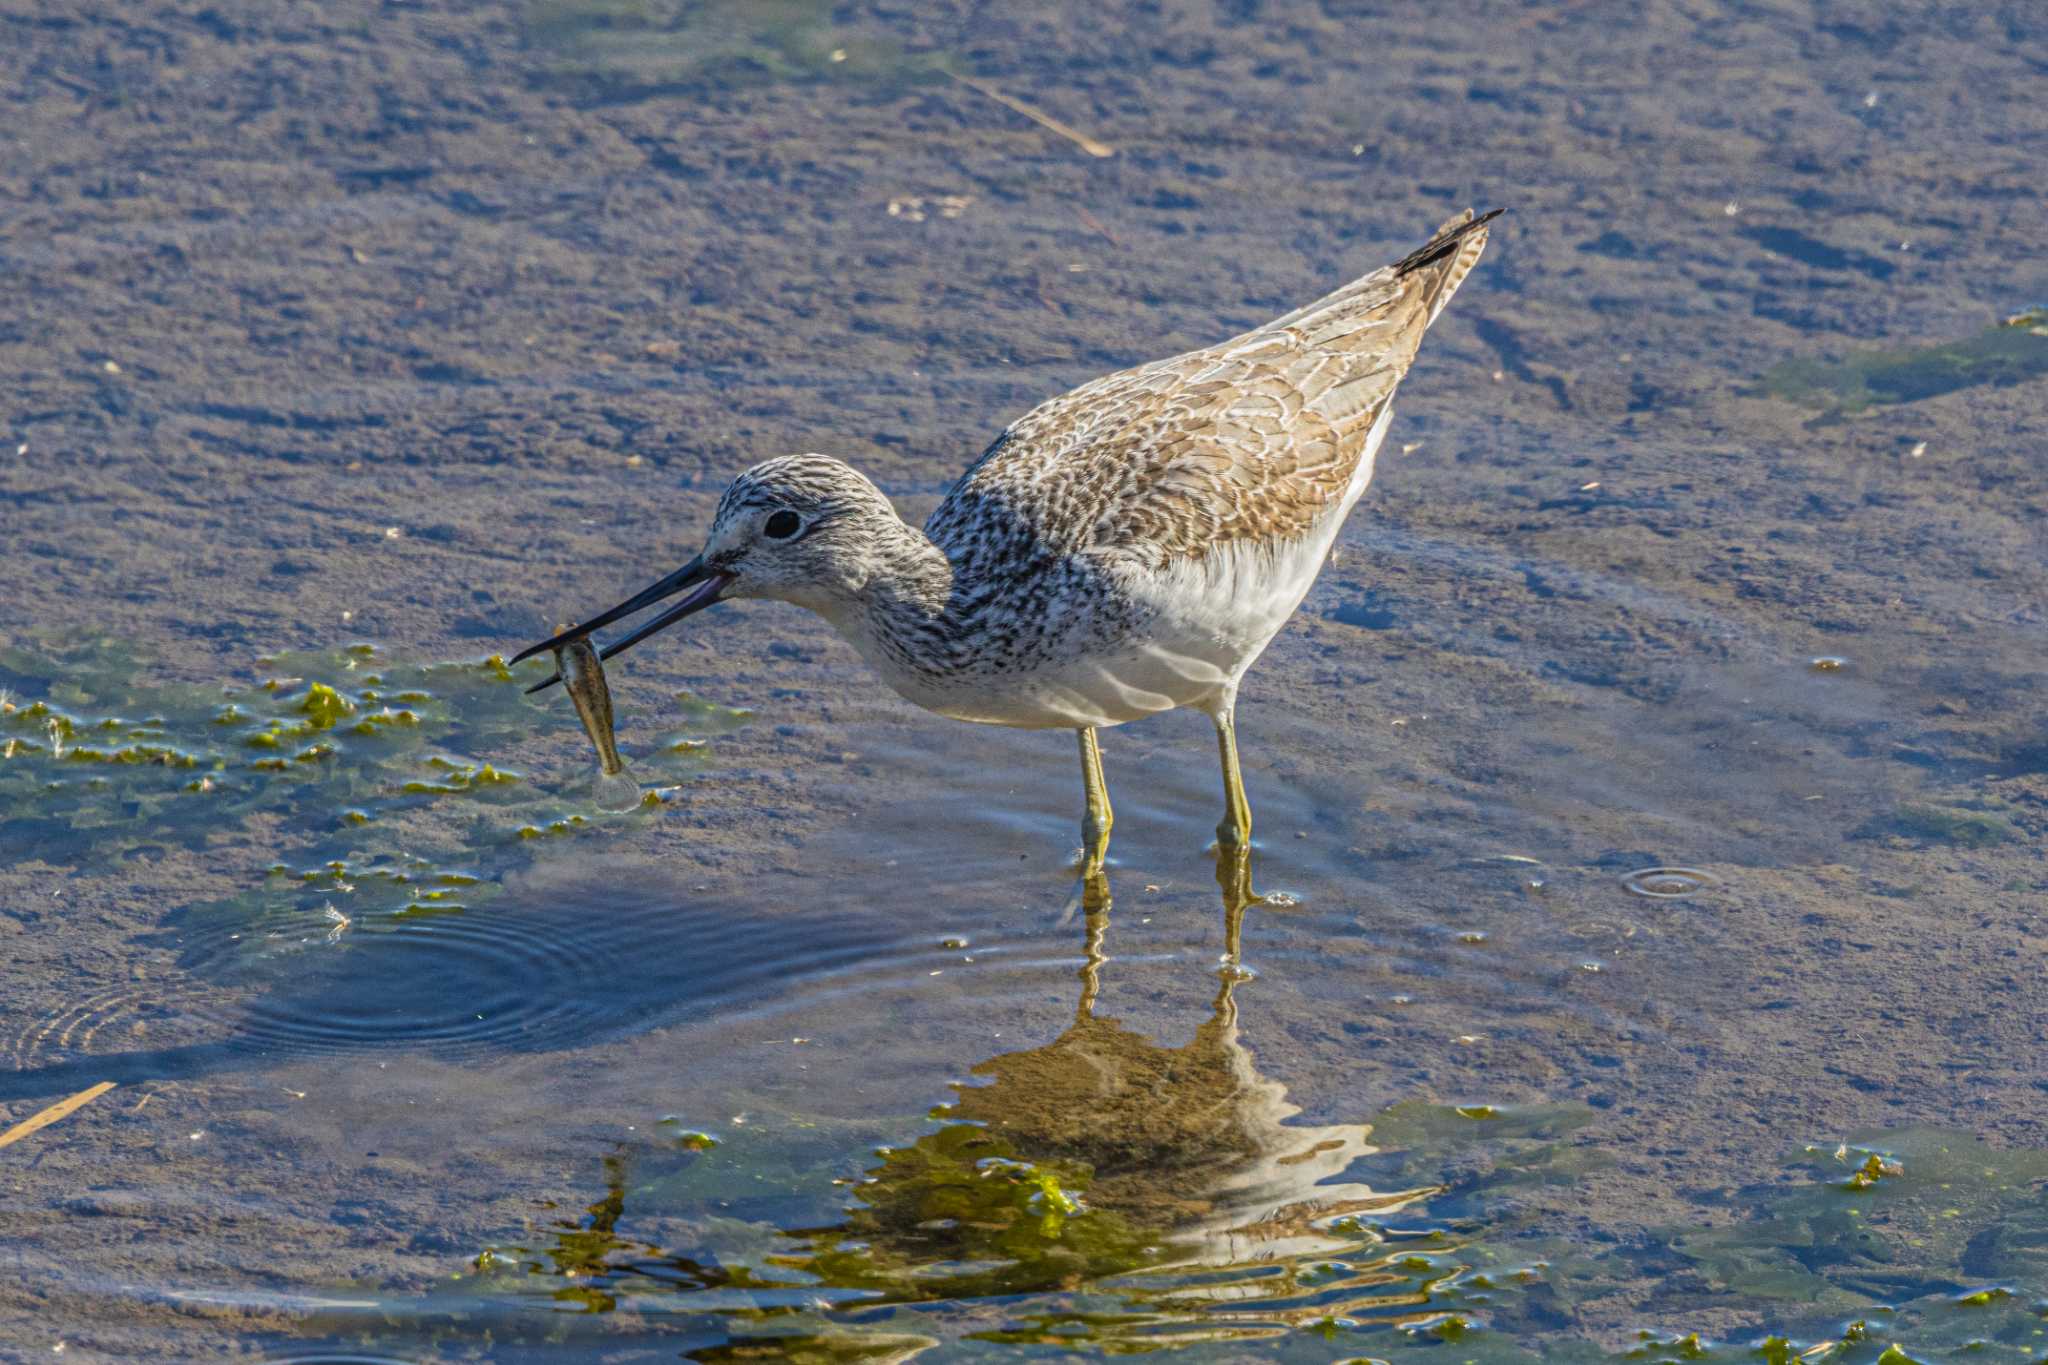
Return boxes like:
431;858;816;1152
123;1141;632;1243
1257;207;1503;344
1395;207;1504;326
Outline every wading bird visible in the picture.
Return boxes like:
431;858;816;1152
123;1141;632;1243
514;210;1499;895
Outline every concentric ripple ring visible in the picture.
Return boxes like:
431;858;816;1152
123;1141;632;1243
1622;867;1716;899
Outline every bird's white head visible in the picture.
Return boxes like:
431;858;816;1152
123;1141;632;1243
700;453;908;609
507;453;934;682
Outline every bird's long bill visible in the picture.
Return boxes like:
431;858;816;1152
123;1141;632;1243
510;556;731;695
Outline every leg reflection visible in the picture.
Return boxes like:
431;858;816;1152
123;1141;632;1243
1215;837;1258;970
1077;899;1108;1020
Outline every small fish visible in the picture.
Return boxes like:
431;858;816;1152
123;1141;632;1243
554;639;642;812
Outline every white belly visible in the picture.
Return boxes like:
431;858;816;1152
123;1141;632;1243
912;539;1328;727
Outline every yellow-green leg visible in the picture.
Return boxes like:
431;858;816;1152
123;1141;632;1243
1210;697;1260;920
1212;703;1253;851
1077;726;1114;880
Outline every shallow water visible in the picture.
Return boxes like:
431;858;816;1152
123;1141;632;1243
6;623;2043;1360
2;0;2045;1361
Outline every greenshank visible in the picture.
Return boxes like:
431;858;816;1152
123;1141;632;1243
514;209;1499;887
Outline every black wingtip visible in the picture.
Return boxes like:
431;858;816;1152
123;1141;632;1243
1393;207;1507;277
524;673;564;696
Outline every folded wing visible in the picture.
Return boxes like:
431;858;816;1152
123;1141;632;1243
928;210;1498;568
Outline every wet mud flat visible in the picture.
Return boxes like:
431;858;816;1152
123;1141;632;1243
2;0;2046;1360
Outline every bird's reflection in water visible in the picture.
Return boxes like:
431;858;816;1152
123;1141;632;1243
512;848;1465;1351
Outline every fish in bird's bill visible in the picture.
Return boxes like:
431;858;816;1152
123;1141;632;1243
553;637;642;812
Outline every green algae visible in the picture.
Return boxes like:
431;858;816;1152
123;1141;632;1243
670;689;753;736
0;635;721;865
655;1118;720;1152
400;757;522;795
1488;1139;2048;1365
15;644;2046;1363
296;681;355;728
1857;801;2021;849
271;852;493;918
350;707;421;735
3;635;737;984
520;0;942;102
456;961;1535;1351
264;1102;2048;1362
514;813;591;839
1840;1148;1908;1191
1762;315;2048;413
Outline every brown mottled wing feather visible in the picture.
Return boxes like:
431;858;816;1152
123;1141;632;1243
929;211;1496;567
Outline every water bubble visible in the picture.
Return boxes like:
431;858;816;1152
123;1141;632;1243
1623;867;1716;899
592;769;642;812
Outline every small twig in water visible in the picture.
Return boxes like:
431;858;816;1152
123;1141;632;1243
0;1081;117;1150
1075;206;1121;246
945;68;1115;158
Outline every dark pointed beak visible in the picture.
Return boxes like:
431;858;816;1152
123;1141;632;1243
509;556;732;695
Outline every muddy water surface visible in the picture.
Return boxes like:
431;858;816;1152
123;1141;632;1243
1;1;2045;1361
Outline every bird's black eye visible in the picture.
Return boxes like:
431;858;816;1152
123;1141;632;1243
763;509;802;540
